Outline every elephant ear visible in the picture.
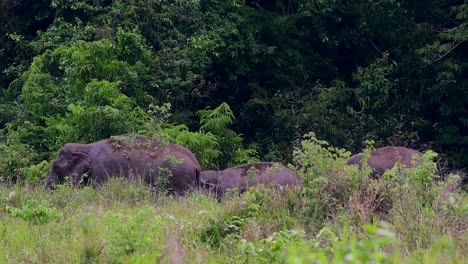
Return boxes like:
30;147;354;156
71;152;91;184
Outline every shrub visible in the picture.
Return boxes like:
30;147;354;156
22;160;51;184
5;199;59;225
284;222;399;264
290;131;468;258
102;207;164;261
149;102;258;169
97;178;154;206
291;132;360;228
200;185;300;249
0;134;38;183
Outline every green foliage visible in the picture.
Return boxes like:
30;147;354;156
236;229;305;263
290;132;465;248
198;102;236;133
97;178;155;206
0;170;466;263
200;185;301;250
197;102;258;168
5;199;59;225
2;0;468;172
226;222;398;263
146;103;222;168
102;208;163;261
44;80;149;147
0;132;38;182
292;132;361;227
292;134;467;256
1;31;155;176
22;160;51;184
284;222;399;264
415;2;468;168
1;4;468;262
168;128;222;169
29;17;97;54
0;0;53;90
20;31;153;115
149;102;257;169
353;55;396;111
293;132;351;178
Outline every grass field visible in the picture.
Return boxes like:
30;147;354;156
1;141;467;263
1;176;466;263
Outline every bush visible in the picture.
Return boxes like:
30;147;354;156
102;208;164;261
0;135;38;183
22;160;51;184
200;185;301;249
292;132;360;228
5;199;59;225
149;102;258;169
285;222;399;264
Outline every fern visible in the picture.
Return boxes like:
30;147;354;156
197;102;236;134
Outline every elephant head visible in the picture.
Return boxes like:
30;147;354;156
45;143;92;190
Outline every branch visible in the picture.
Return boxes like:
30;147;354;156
1;0;22;30
432;40;465;63
432;22;467;33
367;38;398;66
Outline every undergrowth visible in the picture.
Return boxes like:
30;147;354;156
0;134;467;263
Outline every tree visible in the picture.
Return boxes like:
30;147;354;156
5;31;154;159
417;2;468;167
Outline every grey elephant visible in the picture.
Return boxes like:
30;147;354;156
200;162;302;197
44;134;201;194
347;146;423;178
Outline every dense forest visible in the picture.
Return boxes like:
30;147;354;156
1;0;467;181
1;1;467;263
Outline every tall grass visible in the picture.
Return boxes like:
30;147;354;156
0;136;467;263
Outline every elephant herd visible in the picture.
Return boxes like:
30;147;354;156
45;134;425;195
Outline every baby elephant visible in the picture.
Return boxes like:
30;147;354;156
347;146;423;178
200;162;302;197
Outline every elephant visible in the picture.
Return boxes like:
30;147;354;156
44;134;201;194
199;162;302;197
347;146;423;178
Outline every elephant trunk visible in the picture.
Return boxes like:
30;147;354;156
44;171;59;191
